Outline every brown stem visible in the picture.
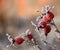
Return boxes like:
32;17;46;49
50;20;60;33
33;38;42;50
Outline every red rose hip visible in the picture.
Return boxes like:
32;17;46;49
44;25;51;36
38;21;47;28
27;34;33;40
15;37;24;45
43;16;52;23
43;12;54;23
47;11;54;19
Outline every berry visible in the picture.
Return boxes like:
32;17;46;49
38;21;47;28
44;25;51;36
15;37;24;45
43;16;52;23
27;34;33;40
43;12;54;23
47;11;54;19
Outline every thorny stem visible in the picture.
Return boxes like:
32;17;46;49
33;38;42;50
33;37;58;50
43;41;58;50
25;37;42;50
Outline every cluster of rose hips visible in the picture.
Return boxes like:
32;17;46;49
15;33;33;45
38;11;54;36
31;5;55;37
6;29;34;47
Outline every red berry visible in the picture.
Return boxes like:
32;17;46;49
27;34;33;40
15;37;24;45
43;12;54;23
47;11;54;19
43;16;52;23
44;25;51;36
38;21;47;28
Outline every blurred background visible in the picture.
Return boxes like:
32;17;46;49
0;0;60;50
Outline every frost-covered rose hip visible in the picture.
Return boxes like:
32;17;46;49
44;25;51;36
15;37;24;45
43;16;52;23
27;34;33;40
43;12;54;23
38;21;47;28
47;11;54;19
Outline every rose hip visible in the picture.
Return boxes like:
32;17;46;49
38;21;47;28
43;12;54;23
15;37;24;45
47;11;54;19
27;34;33;40
44;25;51;36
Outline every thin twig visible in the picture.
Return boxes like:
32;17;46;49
50;20;60;33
